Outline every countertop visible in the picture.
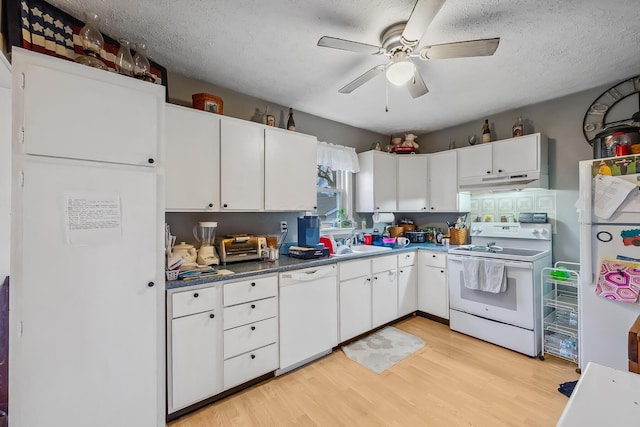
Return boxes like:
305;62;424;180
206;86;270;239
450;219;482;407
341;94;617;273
167;243;457;290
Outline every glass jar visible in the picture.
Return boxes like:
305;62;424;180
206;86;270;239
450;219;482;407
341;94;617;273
75;12;107;70
115;39;134;76
133;43;153;82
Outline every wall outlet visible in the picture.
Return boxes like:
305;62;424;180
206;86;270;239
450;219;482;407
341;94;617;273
280;221;288;232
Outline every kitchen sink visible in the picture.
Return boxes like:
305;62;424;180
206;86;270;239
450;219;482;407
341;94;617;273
331;245;393;257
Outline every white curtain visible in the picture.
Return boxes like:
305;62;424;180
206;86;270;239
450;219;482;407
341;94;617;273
317;141;360;172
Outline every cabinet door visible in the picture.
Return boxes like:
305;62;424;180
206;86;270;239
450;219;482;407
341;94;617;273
398;265;417;316
428;151;459;212
220;118;264;210
397;155;428;211
418;265;449;319
15;50;162;166
264;129;317;211
492;134;539;174
373;152;398;211
372;269;398;328
339;276;372;342
170;310;221;411
457;144;492;180
11;158;160;427
165;104;220;211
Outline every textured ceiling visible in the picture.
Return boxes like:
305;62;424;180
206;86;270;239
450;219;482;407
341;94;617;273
47;0;640;135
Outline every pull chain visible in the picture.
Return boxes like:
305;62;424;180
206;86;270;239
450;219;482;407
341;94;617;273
385;80;389;112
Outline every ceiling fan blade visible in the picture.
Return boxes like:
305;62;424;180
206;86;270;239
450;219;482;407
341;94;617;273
401;0;446;47
407;68;429;98
419;37;500;59
318;36;384;55
338;65;387;94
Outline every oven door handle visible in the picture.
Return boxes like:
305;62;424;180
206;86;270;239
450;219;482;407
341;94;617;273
447;255;532;270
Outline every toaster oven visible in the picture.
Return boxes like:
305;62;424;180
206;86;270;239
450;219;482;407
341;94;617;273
218;235;267;264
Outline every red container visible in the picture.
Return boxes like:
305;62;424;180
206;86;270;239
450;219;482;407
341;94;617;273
363;234;373;245
616;144;630;156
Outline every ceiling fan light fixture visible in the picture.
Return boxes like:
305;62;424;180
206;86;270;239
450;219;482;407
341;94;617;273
386;52;415;86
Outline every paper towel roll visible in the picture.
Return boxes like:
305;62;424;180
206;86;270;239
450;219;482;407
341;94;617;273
372;212;395;223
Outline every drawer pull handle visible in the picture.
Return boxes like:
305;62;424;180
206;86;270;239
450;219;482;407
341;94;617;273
441;270;444;273
400;269;404;273
251;282;256;287
251;326;256;331
209;313;215;319
250;354;256;359
147;281;154;287
193;292;199;298
373;276;378;280
366;278;371;282
432;255;436;258
251;304;256;309
208;203;213;208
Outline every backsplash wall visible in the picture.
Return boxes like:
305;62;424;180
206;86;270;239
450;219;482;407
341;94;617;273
469;189;557;232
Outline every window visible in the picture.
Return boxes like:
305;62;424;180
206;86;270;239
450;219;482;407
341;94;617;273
316;166;352;223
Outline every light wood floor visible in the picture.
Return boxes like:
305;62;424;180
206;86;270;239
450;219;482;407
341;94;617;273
168;316;580;427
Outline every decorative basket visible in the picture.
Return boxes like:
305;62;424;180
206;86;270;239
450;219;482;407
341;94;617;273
165;270;180;281
449;228;468;245
192;93;224;115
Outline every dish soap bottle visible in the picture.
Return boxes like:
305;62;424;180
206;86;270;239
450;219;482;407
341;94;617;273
287;108;296;131
482;119;491;143
512;115;524;137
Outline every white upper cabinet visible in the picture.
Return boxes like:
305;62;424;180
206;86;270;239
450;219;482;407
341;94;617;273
165;104;220;211
14;49;163;167
356;150;397;212
428;150;469;212
220;117;264;210
457;144;493;181
492;134;540;174
397;154;428;212
264;128;317;211
458;133;548;191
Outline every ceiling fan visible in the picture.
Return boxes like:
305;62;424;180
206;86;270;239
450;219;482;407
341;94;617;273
317;0;500;98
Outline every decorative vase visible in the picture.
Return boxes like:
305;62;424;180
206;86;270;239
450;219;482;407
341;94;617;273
75;12;107;70
133;43;153;82
115;39;134;76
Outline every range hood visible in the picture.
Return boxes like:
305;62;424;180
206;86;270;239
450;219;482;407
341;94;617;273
458;171;549;193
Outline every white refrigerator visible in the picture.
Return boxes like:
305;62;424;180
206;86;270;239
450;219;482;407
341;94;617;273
578;155;640;371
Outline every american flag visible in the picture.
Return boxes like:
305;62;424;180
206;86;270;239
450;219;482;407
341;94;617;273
19;0;163;84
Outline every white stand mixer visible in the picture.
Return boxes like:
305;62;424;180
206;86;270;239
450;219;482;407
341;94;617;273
193;221;219;266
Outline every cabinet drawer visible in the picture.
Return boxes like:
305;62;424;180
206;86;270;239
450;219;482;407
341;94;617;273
372;255;397;273
420;251;446;268
171;286;219;318
224;297;278;330
223;343;278;390
224;275;278;307
224;317;278;359
398;251;416;268
339;259;370;281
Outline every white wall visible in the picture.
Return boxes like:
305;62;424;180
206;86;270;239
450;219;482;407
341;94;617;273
416;81;632;263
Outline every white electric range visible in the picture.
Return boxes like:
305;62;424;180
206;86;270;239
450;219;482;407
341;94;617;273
447;222;552;357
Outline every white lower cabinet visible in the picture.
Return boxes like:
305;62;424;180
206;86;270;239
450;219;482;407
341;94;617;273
372;256;398;328
167;275;279;414
339;255;398;342
418;251;449;319
223;275;279;390
397;252;418;316
168;284;223;413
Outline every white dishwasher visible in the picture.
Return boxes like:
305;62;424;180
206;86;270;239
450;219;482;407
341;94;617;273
276;264;338;375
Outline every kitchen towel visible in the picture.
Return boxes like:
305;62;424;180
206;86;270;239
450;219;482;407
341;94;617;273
595;258;640;303
483;260;507;293
462;258;483;290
